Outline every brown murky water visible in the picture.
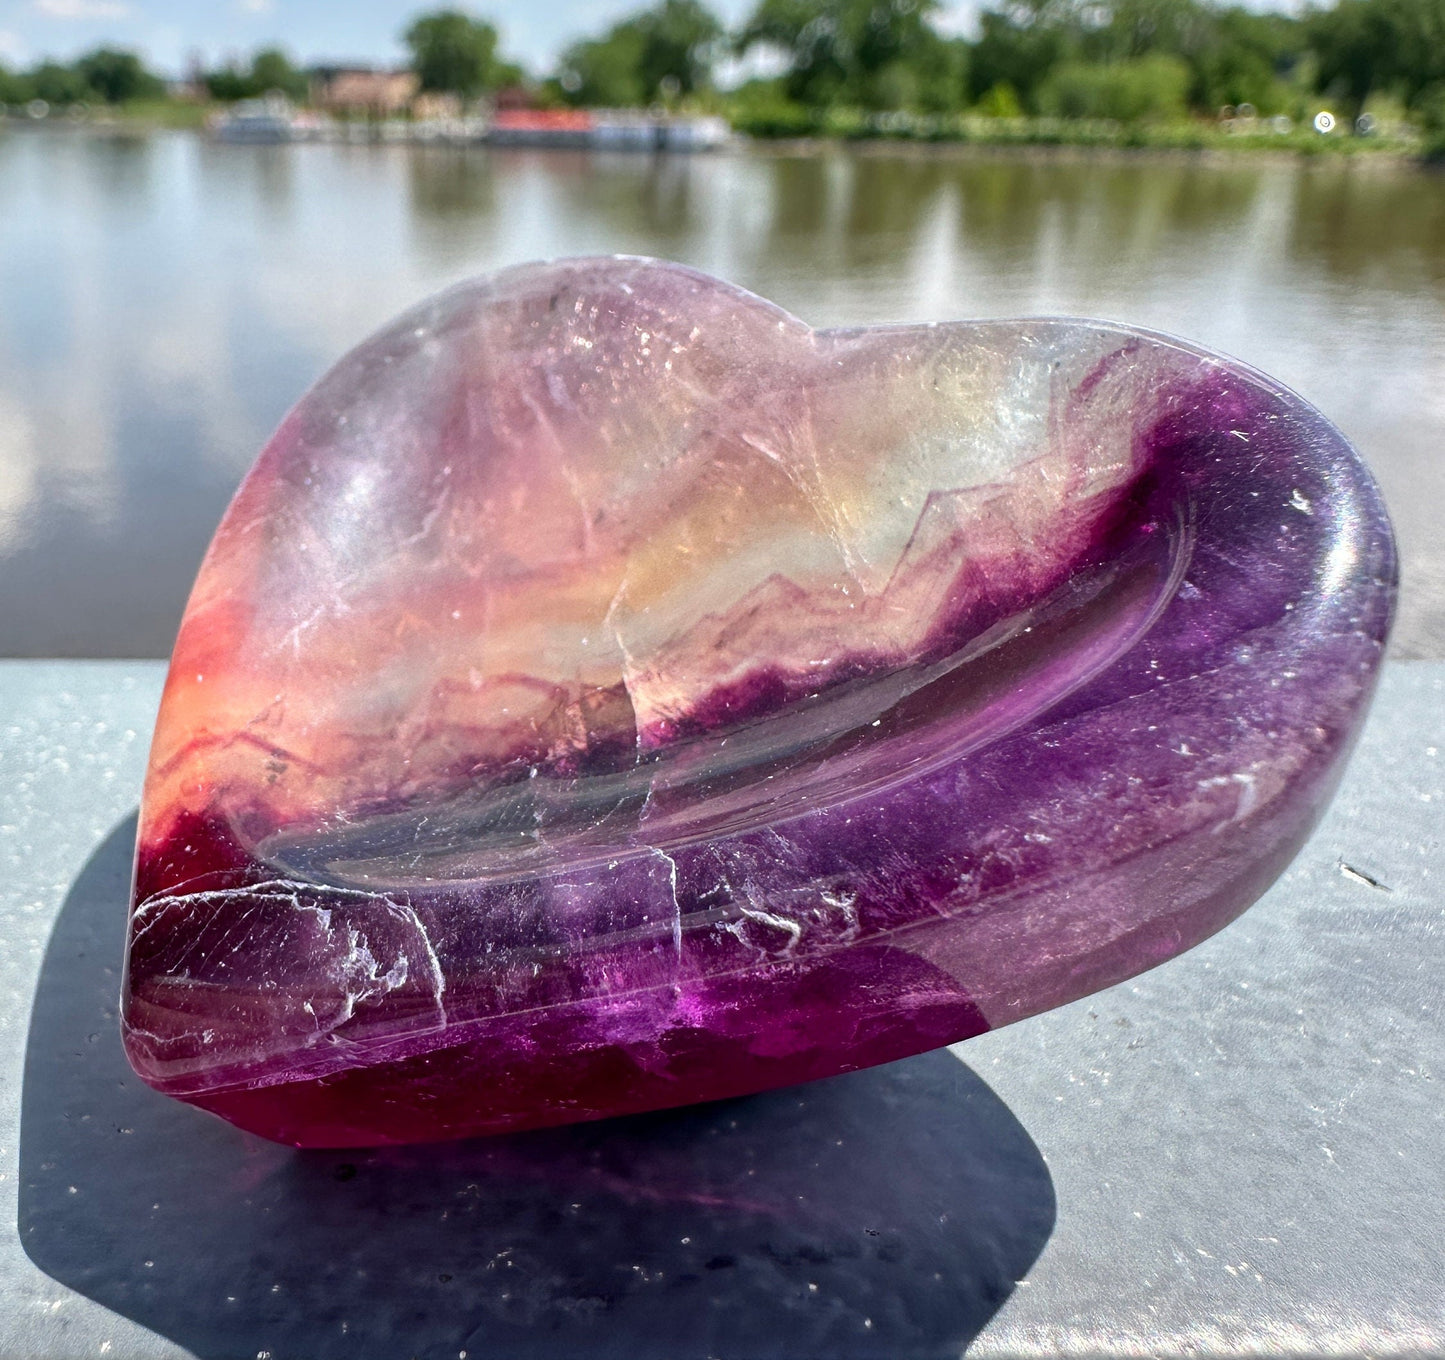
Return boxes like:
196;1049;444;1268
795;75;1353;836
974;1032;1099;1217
2;129;1441;656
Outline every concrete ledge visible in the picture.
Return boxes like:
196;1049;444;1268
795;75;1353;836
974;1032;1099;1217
1;660;1440;1358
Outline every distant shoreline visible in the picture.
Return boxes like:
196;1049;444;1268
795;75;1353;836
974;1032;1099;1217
2;110;1432;170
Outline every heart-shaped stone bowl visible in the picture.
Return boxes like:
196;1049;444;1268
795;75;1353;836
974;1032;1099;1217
121;258;1395;1147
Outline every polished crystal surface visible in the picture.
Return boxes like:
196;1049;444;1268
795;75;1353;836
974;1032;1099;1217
122;258;1396;1147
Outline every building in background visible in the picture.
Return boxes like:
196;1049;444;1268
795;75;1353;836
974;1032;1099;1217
310;67;418;118
411;91;463;120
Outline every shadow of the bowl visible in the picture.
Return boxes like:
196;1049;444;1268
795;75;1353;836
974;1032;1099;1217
20;813;1055;1360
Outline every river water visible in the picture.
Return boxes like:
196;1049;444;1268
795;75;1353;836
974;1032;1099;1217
1;128;1442;656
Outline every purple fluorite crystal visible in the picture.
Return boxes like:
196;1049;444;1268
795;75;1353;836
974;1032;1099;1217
122;258;1395;1146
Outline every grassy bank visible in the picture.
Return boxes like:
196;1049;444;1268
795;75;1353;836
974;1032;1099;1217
727;106;1423;158
101;99;212;130
4;99;1431;163
1;99;210;130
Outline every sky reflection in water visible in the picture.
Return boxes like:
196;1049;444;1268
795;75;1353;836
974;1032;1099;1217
0;129;1441;656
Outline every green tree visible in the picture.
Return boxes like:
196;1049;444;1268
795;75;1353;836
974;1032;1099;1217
738;0;965;109
560;25;650;105
204;48;309;102
1308;0;1391;113
1190;7;1301;112
1038;52;1192;118
404;9;508;96
75;47;163;103
1418;80;1445;153
204;64;253;101
559;0;723;105
0;62;32;104
1080;0;1302;111
967;6;1073;109
965;0;1306;117
249;47;310;101
637;0;724;96
975;79;1024;114
738;0;848;105
1390;0;1445;106
30;60;96;105
1088;0;1214;62
1308;0;1445;116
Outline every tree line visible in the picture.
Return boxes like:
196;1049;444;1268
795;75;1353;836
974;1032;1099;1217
3;0;1443;133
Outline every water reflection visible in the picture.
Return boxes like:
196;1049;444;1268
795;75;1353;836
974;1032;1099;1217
408;144;497;218
1288;162;1445;286
0;129;1440;656
951;159;1265;270
541;151;705;248
80;128;157;211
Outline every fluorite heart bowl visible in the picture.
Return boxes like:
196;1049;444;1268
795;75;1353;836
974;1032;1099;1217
121;258;1395;1148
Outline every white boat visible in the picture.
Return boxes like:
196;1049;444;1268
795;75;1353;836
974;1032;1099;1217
210;95;329;145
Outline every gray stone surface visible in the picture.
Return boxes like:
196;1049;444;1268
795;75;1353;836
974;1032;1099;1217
1;659;1440;1359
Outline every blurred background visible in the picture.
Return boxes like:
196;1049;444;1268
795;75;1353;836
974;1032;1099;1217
1;0;1441;659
